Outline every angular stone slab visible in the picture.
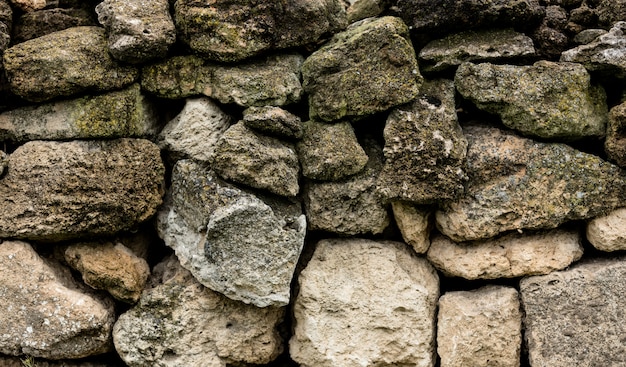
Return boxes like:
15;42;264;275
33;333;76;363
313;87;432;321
302;16;422;122
2;26;138;102
587;208;626;252
290;238;439;367
377;79;467;203
141;53;304;106
96;0;176;64
438;286;522;367
297;120;368;181
243;106;303;140
211;122;300;197
455;61;607;140
0;84;158;143
392;201;433;254
606;101;626;167
419;29;536;73
114;255;285;367
427;229;583;279
0;139;164;241
0;241;115;359
13;7;96;43
520;258;626;367
436;126;626;241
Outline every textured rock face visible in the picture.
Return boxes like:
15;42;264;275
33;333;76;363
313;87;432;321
597;0;626;27
114;255;285;367
378;79;467;203
174;0;346;62
297;120;368;181
243;106;303;140
520;258;626;367
64;241;150;303
391;201;432;254
142;53;304;106
211;122;300;197
12;7;96;43
419;29;536;73
158;97;231;163
303;16;422;122
605;100;626;167
427;230;584;279
436;126;626;242
0;84;158;142
0;139;164;241
346;0;389;23
0;0;10;52
587;208;626;252
437;286;522;367
2;26;138;102
96;0;176;64
455;61;607;140
290;238;439;367
0;241;115;359
157;160;306;307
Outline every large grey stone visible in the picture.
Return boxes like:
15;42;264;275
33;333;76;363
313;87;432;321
302;16;422;122
12;7;96;43
438;286;521;367
290;238;439;367
427;229;583;279
520;258;626;367
455;61;607;140
96;0;176;64
606;101;626;167
0;240;115;359
242;106;303;140
391;201;432;254
0;84;158;143
436;126;626;241
587;208;626;252
0;139;164;241
377;79;467;203
114;255;285;367
2;26;138;102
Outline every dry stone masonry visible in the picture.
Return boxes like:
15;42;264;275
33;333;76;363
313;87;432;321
2;0;626;366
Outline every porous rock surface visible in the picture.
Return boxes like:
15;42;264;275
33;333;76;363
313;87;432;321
605;100;626;167
12;7;95;43
587;208;626;252
391;201;432;254
242;106;303;140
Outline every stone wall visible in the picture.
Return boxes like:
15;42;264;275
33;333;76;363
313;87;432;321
1;0;625;366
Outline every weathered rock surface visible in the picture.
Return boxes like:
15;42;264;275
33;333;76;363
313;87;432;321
303;16;422;122
520;258;626;367
211;122;300;197
606;101;626;167
0;0;10;52
573;29;607;45
64;241;150;303
142;53;304;106
2;26;138;102
96;0;176;64
377;79;467;203
419;29;536;73
304;140;390;235
531;5;569;59
0;150;7;177
0;139;164;241
8;0;53;12
437;286;522;367
291;238;439;367
114;255;285;367
12;7;96;43
427;229;583;279
157;160;306;307
0;355;124;367
561;22;626;78
436;126;626;241
391;201;432;254
158;97;231;163
346;0;390;23
587;208;626;252
455;61;607;140
243;106;303;140
597;0;626;27
0;240;115;359
297;120;368;181
0;84;158;142
174;0;346;62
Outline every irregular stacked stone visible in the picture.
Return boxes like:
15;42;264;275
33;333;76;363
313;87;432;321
1;0;626;366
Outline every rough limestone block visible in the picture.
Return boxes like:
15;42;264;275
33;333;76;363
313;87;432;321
587;208;626;252
158;97;231;163
0;139;164;241
12;7;96;43
0;240;115;359
438;286;522;367
436;126;626;241
242;106;303;140
605;101;626;167
302;16;422;122
297;120;368;181
377;79;467;203
0;84;158;142
427;230;583;279
520;258;626;367
2;26;138;102
114;255;285;367
290;238;439;367
96;0;176;63
391;201;432;254
455;61;607;140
